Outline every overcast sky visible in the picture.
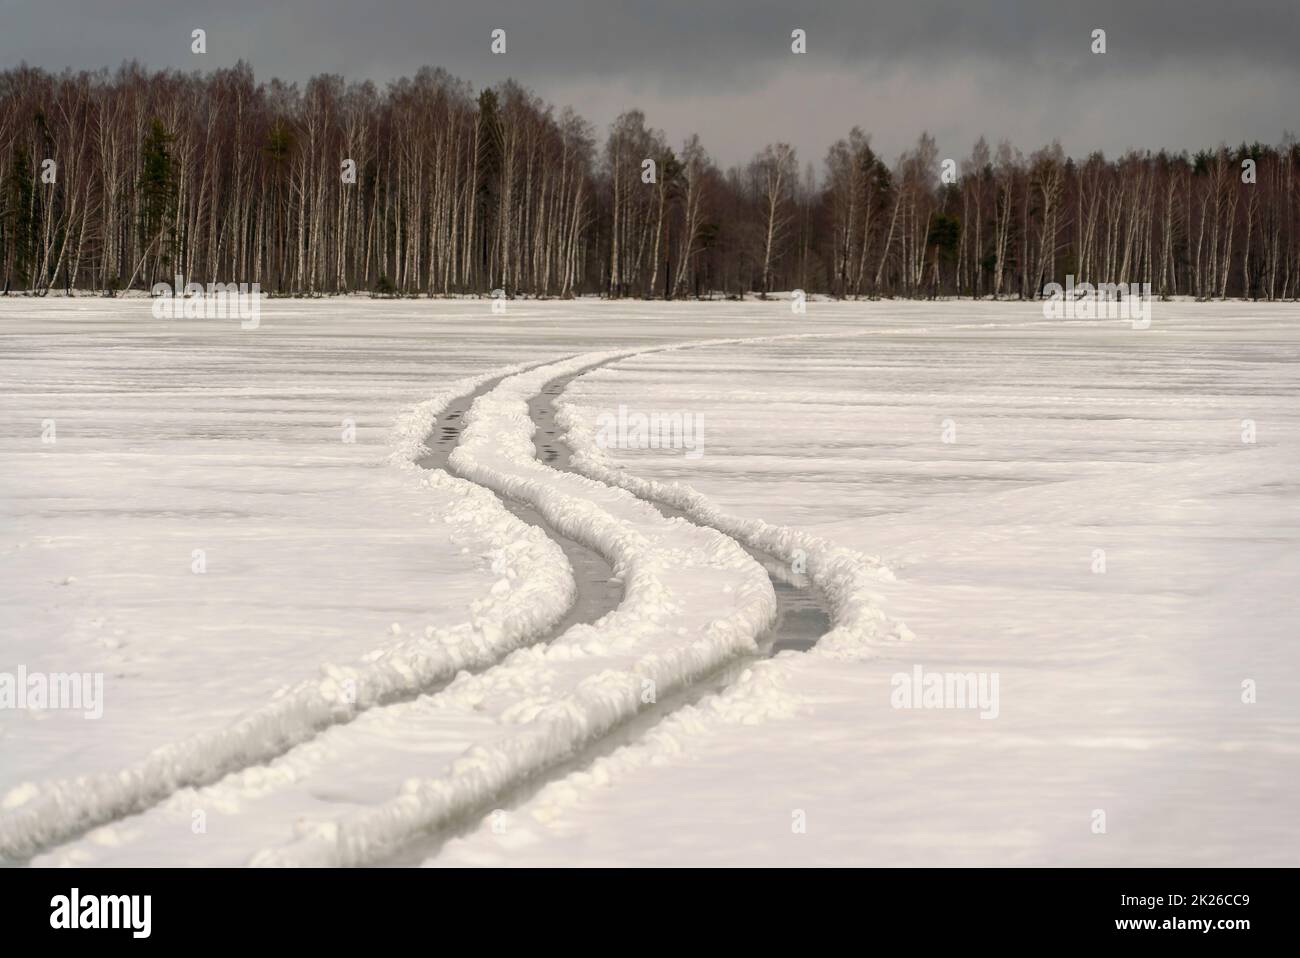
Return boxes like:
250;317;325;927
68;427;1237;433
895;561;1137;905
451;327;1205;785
3;0;1297;169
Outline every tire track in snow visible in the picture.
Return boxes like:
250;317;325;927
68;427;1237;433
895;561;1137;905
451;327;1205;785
416;372;623;642
26;348;780;867
394;340;919;862
428;359;828;656
239;351;781;864
384;359;837;862
16;332;911;866
533;363;831;654
248;339;909;866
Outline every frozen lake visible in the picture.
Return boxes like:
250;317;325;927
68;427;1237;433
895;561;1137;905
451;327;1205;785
1;296;1296;865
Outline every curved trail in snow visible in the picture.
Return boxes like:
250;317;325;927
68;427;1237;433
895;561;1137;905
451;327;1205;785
531;364;831;653
9;329;925;867
242;343;904;866
19;347;780;867
424;360;830;657
245;350;785;865
382;358;834;863
416;371;623;644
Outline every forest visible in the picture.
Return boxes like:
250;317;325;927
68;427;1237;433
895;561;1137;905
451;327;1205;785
1;61;1297;300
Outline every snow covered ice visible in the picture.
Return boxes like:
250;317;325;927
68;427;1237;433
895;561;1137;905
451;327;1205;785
1;296;1297;866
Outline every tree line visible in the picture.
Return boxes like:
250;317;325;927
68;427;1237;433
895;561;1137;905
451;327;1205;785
2;61;1298;300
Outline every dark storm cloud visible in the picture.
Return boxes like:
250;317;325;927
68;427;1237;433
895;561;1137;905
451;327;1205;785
3;1;1297;167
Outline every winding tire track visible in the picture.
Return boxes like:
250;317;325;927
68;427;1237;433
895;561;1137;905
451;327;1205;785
417;371;624;644
4;335;868;866
382;357;833;863
529;362;830;654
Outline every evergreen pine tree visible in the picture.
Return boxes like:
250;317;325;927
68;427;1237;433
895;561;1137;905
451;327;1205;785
138;119;176;283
